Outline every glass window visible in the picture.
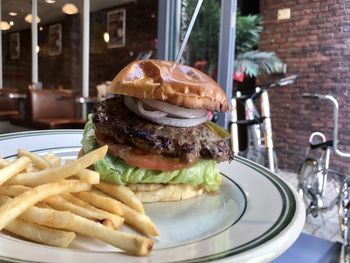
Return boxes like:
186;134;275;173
181;0;221;80
1;0;158;95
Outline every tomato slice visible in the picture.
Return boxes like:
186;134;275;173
95;131;188;171
107;143;189;171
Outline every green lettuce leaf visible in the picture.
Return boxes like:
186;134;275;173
81;114;98;154
81;114;222;192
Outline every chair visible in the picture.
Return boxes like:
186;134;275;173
0;89;20;121
11;89;85;129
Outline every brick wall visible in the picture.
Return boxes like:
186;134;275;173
2;0;157;95
259;0;350;173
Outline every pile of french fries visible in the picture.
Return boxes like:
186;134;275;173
0;146;158;256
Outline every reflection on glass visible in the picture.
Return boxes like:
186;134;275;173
24;14;41;24
62;3;79;15
2;0;158;96
181;0;221;80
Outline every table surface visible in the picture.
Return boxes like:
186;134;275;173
0;92;26;99
57;96;102;104
273;233;342;263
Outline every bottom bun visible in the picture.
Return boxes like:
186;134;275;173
127;184;204;203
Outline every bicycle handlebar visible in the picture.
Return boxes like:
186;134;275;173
302;93;350;158
274;74;299;87
245;75;299;101
233;75;299;100
302;93;322;99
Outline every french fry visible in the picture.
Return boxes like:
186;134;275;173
0;197;75;247
0;179;91;231
25;165;39;173
76;169;100;185
0;195;50;210
35;202;52;209
0;157;31;186
61;193;125;230
0;185;29;196
45;195;124;229
95;182;144;213
76;190;159;236
17;149;51;170
5;218;76;248
75;190;123;215
0;144;157;256
43;152;61;167
100;218;113;229
0;195;11;204
6;146;108;186
18;206;153;256
0;158;10;168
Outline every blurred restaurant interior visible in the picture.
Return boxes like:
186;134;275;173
0;0;261;129
0;0;160;132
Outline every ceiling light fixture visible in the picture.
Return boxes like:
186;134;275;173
103;32;110;43
45;0;56;3
25;14;41;24
0;21;10;31
39;26;43;31
9;21;14;26
9;12;18;16
36;46;40;53
62;3;78;15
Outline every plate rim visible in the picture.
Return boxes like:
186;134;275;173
168;156;298;263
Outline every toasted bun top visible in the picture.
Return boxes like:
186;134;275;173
108;59;228;112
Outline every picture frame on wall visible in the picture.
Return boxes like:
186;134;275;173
10;33;20;60
48;23;62;56
107;9;126;48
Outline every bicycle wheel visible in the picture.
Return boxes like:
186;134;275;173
297;158;319;215
298;158;318;195
338;177;350;247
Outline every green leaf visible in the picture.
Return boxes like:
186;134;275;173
235;51;281;77
95;154;222;192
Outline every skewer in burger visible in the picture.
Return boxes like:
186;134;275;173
81;59;233;202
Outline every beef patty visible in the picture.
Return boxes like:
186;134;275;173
93;96;233;164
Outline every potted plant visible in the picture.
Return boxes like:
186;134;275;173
182;0;281;82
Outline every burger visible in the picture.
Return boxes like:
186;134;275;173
81;59;233;202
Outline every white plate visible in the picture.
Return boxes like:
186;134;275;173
0;130;305;263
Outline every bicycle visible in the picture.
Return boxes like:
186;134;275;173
230;75;298;173
298;93;350;258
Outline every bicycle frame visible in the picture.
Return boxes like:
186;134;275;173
245;95;262;150
302;93;350;158
260;90;275;172
300;93;350;252
298;132;331;216
230;75;297;173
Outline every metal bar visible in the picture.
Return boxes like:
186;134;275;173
217;0;237;129
32;0;38;84
82;0;90;98
172;0;181;61
82;0;90;119
157;0;170;60
157;0;181;61
0;0;2;89
230;98;239;154
175;0;202;63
